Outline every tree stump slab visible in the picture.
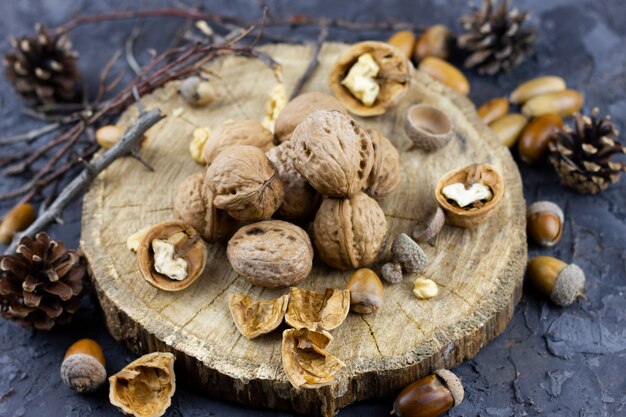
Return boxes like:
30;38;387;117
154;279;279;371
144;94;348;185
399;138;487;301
81;43;526;416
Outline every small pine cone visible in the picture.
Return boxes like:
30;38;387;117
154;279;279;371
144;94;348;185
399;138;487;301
549;109;626;194
3;24;81;105
458;0;536;75
0;232;86;330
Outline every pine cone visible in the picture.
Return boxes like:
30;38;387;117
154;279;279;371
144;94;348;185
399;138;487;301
0;232;86;330
549;109;626;194
458;0;536;75
3;24;81;105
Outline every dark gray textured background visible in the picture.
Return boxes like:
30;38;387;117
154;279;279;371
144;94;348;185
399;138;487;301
1;1;625;416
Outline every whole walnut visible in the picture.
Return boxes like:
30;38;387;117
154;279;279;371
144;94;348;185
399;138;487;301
266;142;321;222
227;220;313;288
173;173;235;242
313;192;388;270
205;145;284;221
364;129;401;198
274;92;347;143
201;120;274;165
291;110;374;198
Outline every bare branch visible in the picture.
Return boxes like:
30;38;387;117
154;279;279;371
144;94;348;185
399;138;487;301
290;22;329;99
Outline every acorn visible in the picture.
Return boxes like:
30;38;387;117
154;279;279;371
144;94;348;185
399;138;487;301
346;268;384;314
477;97;509;125
60;339;107;393
517;114;563;164
510;76;566;105
527;256;585;307
95;125;123;149
418;57;469;95
387;30;417;61
178;75;214;107
521;89;584;118
0;203;36;245
488;113;528;148
527;201;563;247
413;25;455;62
392;369;464;417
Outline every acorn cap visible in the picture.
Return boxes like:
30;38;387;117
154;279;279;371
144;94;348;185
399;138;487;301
61;353;107;393
526;201;564;223
392;233;427;273
434;369;464;407
405;104;454;152
551;263;585;306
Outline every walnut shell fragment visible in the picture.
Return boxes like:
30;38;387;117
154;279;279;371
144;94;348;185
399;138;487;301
285;287;350;331
228;293;290;339
365;129;401;198
173;173;235;242
137;221;208;291
274;92;347;143
201;120;274;165
109;352;176;417
266;142;321;222
291;110;374;198
206;145;284;221
282;328;345;389
329;41;411;117
313;192;388;270
227;220;313;288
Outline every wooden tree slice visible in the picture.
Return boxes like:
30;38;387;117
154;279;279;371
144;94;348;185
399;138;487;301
81;43;526;416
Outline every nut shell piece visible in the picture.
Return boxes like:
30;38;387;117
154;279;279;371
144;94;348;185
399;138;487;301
392;233;427;273
405;104;454;152
291;110;374;198
435;163;504;228
228;293;290;339
227;220;313;288
313;192;388;270
173;173;235;242
285;287;350;331
274;92;347;143
137;221;208;291
201;120;274;165
551;263;586;307
329;41;411;117
266;142;321;222
413;206;445;242
365;129;401;198
109;352;176;417
281;328;345;389
205;145;284;221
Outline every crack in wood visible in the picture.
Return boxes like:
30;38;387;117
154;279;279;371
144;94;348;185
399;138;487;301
359;315;383;357
396;302;426;337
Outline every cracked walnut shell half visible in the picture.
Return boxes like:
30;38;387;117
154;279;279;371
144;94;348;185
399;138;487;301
282;328;345;389
109;352;175;417
434;163;504;228
285;287;350;331
205;145;284;222
229;293;290;339
329;41;411;117
137;221;208;291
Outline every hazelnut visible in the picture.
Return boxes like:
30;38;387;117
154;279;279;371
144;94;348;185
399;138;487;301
173;173;235;242
392;369;464;417
0;203;36;245
346;268;384;314
526;201;564;247
109;352;175;417
392;233;427;273
412;206;445;243
201;120;274;166
387;30;416;60
413;24;455;62
228;293;290;339
178;75;214;106
413;277;439;299
381;262;403;284
365;129;401;198
227;220;313;288
521;90;584;118
205;145;284;221
510;76;566;105
61;339;106;393
517;114;563;164
313;192;388;270
477;97;509;125
189;127;210;164
286;287;351;331
488;113;528;148
274;92;347;143
418;57;469;95
95;125;123;149
405;105;454;152
329;41;411;117
266;142;321;222
137;220;208;291
291;110;374;198
527;256;585;307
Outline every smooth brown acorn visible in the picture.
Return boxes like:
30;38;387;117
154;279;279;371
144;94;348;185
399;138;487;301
527;256;585;306
526;201;563;247
392;369;464;417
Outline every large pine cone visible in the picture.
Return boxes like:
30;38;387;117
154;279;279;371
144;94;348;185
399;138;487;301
3;24;81;105
0;233;86;330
